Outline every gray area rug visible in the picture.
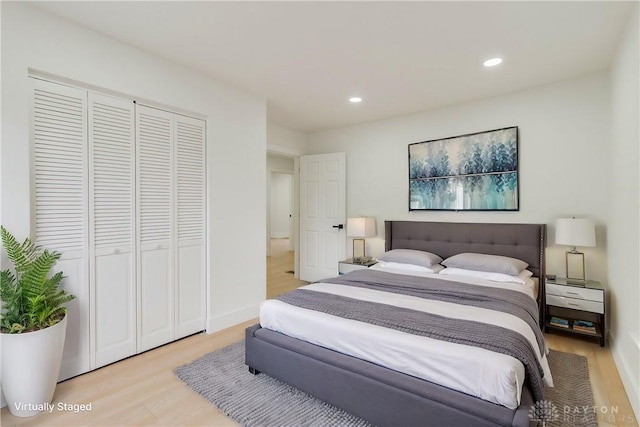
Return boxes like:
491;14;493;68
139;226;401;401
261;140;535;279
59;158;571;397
543;350;598;427
174;341;596;427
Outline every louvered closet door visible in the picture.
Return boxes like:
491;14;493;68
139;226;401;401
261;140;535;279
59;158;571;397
31;79;90;380
136;105;174;352
175;115;206;338
89;93;136;368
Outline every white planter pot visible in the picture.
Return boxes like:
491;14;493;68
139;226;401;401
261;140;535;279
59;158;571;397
1;315;68;417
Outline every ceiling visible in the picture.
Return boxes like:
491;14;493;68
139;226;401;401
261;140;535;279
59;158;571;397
32;1;633;133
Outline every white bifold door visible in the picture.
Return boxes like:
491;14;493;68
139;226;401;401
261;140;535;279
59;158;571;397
32;79;91;379
136;106;174;352
174;116;207;338
89;92;137;368
31;79;206;377
136;106;206;352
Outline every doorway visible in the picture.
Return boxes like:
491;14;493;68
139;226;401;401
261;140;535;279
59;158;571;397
266;153;298;278
270;172;293;248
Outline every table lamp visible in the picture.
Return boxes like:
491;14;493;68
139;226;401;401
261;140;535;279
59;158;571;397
347;217;376;264
555;217;596;284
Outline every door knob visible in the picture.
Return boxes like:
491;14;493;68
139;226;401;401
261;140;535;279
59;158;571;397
332;224;344;230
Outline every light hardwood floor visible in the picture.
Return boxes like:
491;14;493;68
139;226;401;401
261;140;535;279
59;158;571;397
1;239;637;426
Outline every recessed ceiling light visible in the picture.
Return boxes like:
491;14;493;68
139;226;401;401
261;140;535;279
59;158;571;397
349;97;362;103
483;57;503;67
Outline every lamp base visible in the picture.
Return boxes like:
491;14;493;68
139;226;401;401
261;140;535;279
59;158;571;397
566;250;586;283
352;238;366;262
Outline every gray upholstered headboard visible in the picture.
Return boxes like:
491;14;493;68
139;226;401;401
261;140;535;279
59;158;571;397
385;221;546;325
385;220;546;283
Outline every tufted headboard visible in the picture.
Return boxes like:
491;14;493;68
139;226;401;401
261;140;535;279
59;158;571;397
385;220;546;320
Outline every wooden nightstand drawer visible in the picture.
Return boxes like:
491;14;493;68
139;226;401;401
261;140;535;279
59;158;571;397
546;294;604;314
546;283;603;302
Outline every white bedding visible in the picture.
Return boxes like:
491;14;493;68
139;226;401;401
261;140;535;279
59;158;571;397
260;267;552;410
370;263;540;300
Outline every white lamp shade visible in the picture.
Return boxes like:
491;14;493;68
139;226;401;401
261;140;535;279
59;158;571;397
555;218;596;247
347;217;376;238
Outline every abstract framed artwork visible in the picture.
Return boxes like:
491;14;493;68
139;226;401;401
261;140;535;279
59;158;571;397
408;126;519;211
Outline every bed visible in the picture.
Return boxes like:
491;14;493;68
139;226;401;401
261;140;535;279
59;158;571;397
245;221;547;427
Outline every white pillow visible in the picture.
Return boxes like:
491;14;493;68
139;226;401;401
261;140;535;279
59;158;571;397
377;261;444;274
439;267;533;284
378;249;443;268
442;253;528;276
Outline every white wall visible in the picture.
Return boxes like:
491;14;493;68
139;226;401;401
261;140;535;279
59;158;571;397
1;3;267;333
608;5;640;419
267;122;307;156
307;72;611;282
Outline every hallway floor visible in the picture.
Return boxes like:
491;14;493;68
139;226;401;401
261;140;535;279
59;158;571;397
267;238;306;298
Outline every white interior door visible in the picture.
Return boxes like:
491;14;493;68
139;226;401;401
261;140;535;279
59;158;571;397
299;153;346;282
288;175;295;251
270;172;292;239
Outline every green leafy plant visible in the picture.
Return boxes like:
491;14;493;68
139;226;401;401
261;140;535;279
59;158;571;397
0;226;75;333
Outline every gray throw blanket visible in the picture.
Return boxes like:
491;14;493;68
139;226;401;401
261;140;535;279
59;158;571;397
322;269;546;355
276;269;546;402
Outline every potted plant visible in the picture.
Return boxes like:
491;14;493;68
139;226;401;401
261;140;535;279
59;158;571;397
0;226;75;417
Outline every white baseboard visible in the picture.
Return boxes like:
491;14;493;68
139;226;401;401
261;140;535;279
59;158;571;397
610;330;640;420
206;303;260;334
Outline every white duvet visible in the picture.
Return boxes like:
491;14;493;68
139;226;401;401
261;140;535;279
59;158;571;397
259;266;553;410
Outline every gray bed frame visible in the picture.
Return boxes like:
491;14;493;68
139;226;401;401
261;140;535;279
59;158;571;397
246;221;546;427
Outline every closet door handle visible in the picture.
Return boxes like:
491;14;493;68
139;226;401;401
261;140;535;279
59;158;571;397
332;224;344;230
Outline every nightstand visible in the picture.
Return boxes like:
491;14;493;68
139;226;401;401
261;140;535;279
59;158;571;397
338;258;377;275
545;277;605;346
